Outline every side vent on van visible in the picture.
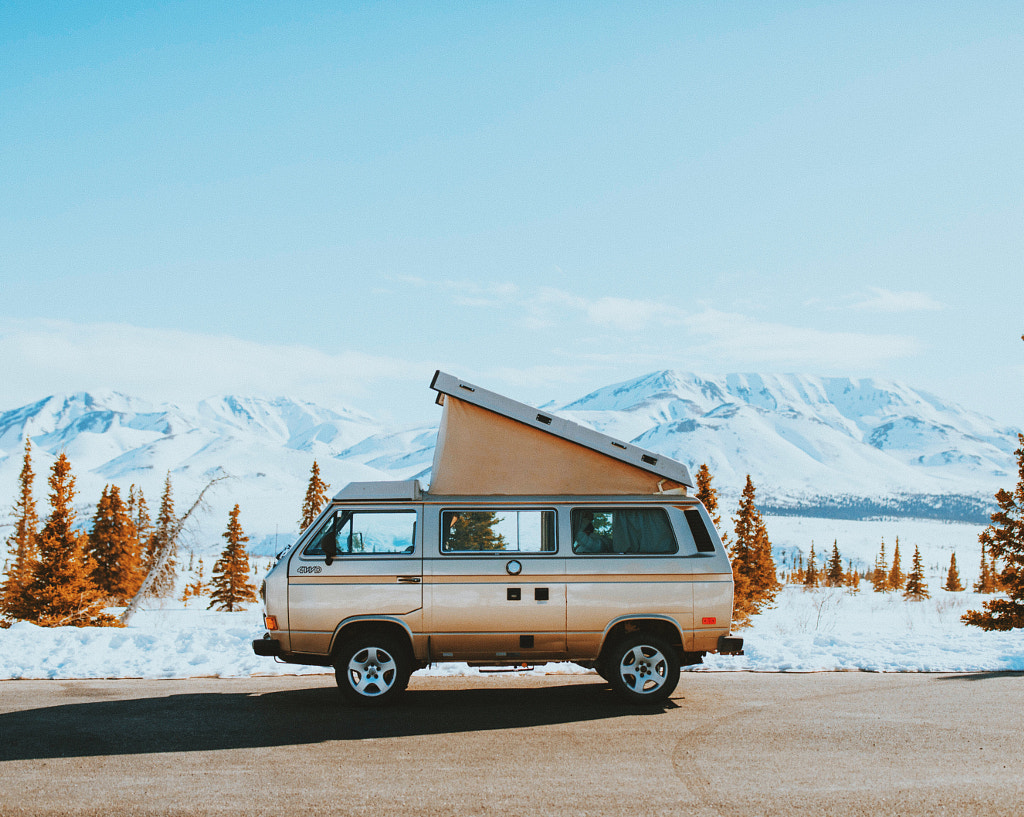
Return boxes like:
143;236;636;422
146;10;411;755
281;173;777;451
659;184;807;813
641;454;658;465
535;414;552;425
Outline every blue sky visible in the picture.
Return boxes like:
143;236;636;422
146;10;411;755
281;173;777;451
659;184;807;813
2;2;1022;427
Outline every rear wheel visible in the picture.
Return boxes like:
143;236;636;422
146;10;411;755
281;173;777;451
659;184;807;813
334;633;411;706
606;632;680;704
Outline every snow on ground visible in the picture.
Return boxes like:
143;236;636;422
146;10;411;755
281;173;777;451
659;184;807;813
1;586;1021;681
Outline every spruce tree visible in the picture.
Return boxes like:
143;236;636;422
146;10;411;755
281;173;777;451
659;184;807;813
127;484;152;550
298;460;331;532
751;514;778;595
87;485;144;604
963;434;1024;630
1;437;40;621
944;553;964;592
825;540;844;587
845;559;861;592
446;511;507;551
803;543;819;588
209;504;258;612
181;557;207;605
23;454;114;627
870;540;890;592
888;538;905;591
730;475;778;623
694;464;727;545
903;545;929;600
973;543;996;593
146;474;178;598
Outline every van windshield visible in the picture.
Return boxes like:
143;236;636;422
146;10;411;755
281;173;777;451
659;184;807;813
303;510;417;556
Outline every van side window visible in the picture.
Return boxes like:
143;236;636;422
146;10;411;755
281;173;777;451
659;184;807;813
441;510;557;553
571;508;678;554
303;510;417;557
684;509;717;553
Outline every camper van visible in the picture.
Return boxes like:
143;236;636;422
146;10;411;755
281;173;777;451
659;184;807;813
253;372;742;704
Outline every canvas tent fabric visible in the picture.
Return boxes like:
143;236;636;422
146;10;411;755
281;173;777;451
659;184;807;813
428;395;689;496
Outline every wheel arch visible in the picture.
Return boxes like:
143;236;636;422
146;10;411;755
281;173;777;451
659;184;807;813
328;616;416;663
598;615;684;664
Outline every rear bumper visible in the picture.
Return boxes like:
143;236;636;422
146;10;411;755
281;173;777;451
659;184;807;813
717;635;744;656
252;635;283;657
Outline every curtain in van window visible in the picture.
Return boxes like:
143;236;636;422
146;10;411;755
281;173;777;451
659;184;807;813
612;509;677;554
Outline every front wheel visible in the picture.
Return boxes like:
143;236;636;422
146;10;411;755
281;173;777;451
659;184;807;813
606;633;680;704
334;633;411;706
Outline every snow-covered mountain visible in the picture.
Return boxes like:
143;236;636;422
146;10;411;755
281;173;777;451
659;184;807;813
0;372;1018;555
557;371;1018;519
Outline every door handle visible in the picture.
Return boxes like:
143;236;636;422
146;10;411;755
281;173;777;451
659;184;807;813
397;576;422;584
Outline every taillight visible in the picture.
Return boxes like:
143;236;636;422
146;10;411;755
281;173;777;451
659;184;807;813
702;616;717;625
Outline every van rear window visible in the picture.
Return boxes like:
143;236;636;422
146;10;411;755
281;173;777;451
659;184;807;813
570;508;677;554
684;509;717;553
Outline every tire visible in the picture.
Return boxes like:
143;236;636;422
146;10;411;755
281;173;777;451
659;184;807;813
605;632;680;704
334;632;411;706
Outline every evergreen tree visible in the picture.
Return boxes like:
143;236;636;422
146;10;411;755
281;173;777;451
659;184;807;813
209;505;258;612
845;559;861;592
870;540;890;592
181;557;207;605
127;484;152;550
944;553;964;592
23;454;114;627
1;438;40;621
730;475;778;623
446;511;507;551
964;434;1024;630
694;464;727;545
146;474;178;598
825;540;844;588
803;543;819;588
751;514;778;595
903;545;929;600
298;461;331;533
973;542;999;593
120;472;227;626
86;485;144;604
888;537;905;591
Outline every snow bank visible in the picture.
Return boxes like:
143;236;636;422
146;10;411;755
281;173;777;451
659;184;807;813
1;587;1021;680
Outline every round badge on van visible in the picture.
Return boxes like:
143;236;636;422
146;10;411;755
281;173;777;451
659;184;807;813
506;560;522;576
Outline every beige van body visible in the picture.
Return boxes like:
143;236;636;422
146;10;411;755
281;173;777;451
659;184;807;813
253;373;743;704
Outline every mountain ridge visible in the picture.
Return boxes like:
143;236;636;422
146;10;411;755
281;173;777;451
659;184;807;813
0;372;1019;553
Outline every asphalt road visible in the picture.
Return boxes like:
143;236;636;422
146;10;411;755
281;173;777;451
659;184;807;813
1;671;1022;816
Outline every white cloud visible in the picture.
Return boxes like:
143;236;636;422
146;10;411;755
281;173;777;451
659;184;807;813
0;319;426;413
523;288;685;332
852;287;944;313
683;308;922;368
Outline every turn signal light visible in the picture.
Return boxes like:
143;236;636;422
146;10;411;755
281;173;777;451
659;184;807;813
702;616;717;625
264;615;279;631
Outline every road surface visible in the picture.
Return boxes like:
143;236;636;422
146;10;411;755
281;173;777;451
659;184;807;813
1;671;1022;816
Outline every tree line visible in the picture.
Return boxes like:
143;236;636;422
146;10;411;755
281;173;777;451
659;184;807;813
5;427;1022;633
695;432;1024;630
0;439;272;627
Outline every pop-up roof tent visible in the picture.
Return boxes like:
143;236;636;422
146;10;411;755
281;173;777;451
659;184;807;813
427;371;693;496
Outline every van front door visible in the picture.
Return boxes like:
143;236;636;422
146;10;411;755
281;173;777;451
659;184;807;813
288;506;422;656
428;508;566;660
